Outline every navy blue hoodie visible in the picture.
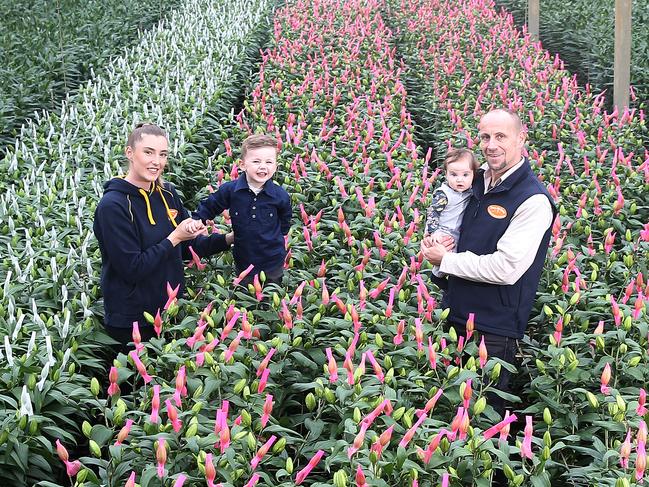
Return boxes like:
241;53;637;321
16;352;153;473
93;178;229;329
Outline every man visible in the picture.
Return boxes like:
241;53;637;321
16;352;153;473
421;108;556;414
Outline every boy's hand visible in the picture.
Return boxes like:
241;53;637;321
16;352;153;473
185;219;205;234
225;232;234;246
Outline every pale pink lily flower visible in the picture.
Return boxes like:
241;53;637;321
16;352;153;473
416;388;444;418
355;465;368;487
465;313;475;341
55;440;82;477
156;438;167;478
478;336;488;368
520;415;533;459
370;424;394;458
427;337;437;369
173;366;187;407
124;471;136;487
326;347;338;382
620;430;632;468
131;322;144;354
164;282;180;310
601;363;612;395
295;450;325;485
205;453;218;487
115;419;134;446
172;474;187;487
347;422;368;458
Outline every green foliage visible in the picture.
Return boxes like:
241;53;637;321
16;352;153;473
0;0;184;152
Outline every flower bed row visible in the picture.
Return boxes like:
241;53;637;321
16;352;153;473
0;0;274;483
0;0;185;151
390;0;648;484
493;0;649;110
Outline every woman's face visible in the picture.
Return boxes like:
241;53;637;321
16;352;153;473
125;134;168;189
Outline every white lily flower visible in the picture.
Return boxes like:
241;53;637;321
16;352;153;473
37;363;50;392
4;336;14;367
19;386;34;417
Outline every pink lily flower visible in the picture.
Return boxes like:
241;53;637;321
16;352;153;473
153;309;163;337
366;350;384;383
150;385;160;423
295;450;325;485
55;440;82;477
124;471;136;487
482;413;518;440
173;366;187;407
251;435;277;469
347;422;368;458
243;473;261;487
115;419;134;446
326;347;338;382
399;413;427;448
187;245;206;270
355;465;368;487
108;366;120;397
258;368;270;393
261;394;273;428
164;282;180;310
620;430;632;468
478;336;488;368
257;348;277;377
601;363;612;395
205;453;219;487
129;350;152;384
131;322;144;354
165;399;182;433
234;264;255;285
156;438;166;478
173;474;187;487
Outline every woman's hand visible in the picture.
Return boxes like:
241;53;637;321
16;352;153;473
225;232;234;245
167;218;206;246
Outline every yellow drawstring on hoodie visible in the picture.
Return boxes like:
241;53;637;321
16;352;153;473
138;188;156;225
158;186;178;228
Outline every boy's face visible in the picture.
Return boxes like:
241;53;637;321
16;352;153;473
240;146;277;188
445;157;474;192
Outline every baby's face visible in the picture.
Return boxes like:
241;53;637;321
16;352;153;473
445;157;474;192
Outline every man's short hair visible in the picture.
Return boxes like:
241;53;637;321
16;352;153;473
241;133;277;160
486;108;523;132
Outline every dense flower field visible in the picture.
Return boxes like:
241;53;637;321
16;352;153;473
0;0;647;485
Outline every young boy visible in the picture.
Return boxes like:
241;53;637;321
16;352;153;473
423;148;478;277
193;134;292;286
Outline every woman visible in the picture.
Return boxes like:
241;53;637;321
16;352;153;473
93;123;232;350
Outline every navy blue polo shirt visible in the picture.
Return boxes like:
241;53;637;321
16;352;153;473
193;174;292;274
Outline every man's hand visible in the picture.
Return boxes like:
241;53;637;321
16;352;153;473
420;234;455;265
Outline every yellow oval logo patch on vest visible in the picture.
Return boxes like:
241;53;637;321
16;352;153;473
487;205;507;219
168;209;178;219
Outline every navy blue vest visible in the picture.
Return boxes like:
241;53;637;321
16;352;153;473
445;160;556;338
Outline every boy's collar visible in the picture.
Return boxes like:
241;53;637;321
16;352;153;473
233;173;277;194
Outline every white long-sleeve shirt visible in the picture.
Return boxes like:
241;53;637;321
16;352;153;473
439;159;553;285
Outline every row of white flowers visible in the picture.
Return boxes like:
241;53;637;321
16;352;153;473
0;0;272;415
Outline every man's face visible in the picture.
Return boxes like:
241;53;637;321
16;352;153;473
478;111;525;180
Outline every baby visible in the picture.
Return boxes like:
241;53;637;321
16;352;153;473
424;148;478;277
